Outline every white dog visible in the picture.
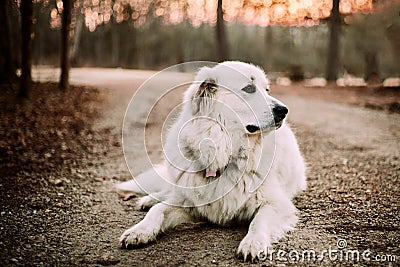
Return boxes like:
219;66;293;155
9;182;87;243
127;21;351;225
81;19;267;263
117;61;307;261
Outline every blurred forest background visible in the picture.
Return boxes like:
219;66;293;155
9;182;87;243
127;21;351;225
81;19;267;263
1;2;400;266
1;0;399;90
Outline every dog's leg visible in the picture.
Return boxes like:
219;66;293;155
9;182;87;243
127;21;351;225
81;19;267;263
237;201;297;261
237;185;297;261
135;195;159;210
120;203;191;248
135;190;169;210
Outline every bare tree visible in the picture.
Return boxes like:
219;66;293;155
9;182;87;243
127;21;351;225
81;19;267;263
386;23;400;67
216;0;229;61
0;0;18;83
70;13;84;65
19;0;34;98
326;0;341;81
60;0;72;90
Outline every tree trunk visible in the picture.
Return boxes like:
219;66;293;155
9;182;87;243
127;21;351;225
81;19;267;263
70;13;84;65
264;26;273;68
60;0;71;91
111;29;120;67
0;0;18;83
175;26;184;71
326;0;341;82
364;51;380;84
19;0;33;98
386;23;400;70
216;0;229;62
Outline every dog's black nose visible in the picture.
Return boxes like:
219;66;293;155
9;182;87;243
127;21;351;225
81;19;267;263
246;125;260;133
272;105;288;124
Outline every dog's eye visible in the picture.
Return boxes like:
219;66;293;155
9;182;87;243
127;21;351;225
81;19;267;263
242;84;256;93
265;86;270;93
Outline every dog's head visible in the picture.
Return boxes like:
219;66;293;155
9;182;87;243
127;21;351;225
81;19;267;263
185;61;288;134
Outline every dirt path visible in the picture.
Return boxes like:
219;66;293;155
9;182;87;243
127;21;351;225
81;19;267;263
5;68;399;266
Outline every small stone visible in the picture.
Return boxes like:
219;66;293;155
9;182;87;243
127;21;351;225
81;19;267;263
52;179;63;186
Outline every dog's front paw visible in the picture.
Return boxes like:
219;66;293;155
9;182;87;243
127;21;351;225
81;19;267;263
119;225;157;249
135;196;158;211
237;234;270;262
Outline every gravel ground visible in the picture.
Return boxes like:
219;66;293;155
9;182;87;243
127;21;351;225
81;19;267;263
0;69;399;266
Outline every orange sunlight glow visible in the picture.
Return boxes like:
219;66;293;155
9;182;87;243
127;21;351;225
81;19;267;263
48;0;373;31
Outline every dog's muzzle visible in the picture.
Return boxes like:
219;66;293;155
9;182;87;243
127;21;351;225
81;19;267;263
245;105;288;133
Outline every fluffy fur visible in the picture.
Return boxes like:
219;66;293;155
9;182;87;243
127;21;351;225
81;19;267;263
117;61;307;261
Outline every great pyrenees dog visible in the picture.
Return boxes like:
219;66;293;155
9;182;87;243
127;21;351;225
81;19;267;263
117;61;306;261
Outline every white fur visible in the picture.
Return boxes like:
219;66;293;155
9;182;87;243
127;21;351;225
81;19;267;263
117;61;307;261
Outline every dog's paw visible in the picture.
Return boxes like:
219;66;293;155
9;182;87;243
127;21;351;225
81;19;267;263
119;225;157;249
135;196;158;211
237;234;269;262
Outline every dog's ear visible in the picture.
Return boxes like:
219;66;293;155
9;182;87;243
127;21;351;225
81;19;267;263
192;79;218;115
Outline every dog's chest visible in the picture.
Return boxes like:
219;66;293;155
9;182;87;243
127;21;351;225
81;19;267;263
184;174;261;225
